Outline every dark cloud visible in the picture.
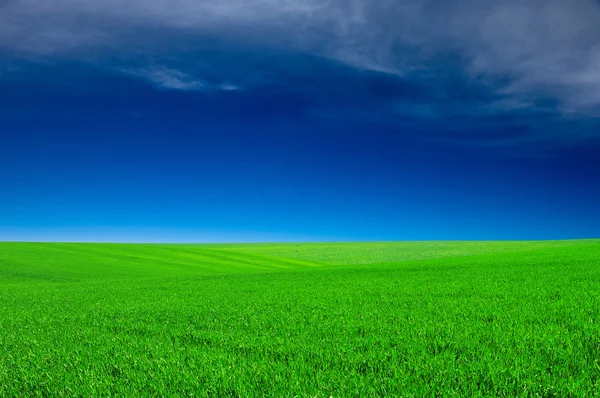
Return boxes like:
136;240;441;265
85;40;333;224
2;0;600;145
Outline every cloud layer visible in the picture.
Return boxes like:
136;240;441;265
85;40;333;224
2;0;600;123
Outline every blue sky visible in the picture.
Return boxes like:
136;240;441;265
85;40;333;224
1;0;600;242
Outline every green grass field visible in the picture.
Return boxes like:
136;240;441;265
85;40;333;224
1;240;600;397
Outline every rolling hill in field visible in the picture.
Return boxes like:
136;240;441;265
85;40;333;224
1;240;599;396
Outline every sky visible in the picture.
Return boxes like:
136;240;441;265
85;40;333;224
1;0;600;242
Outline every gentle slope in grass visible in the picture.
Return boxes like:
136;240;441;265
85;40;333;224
1;240;599;396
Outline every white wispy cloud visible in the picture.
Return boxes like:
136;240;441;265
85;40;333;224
219;83;241;91
126;67;243;92
133;68;207;91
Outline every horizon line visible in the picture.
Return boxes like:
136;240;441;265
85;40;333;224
1;238;599;245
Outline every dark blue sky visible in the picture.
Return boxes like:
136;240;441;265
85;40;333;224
1;0;600;242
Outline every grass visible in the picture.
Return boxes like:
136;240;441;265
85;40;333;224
1;240;600;396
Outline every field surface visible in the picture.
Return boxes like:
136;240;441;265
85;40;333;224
1;240;600;396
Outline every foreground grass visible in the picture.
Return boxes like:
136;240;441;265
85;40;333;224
1;240;599;396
